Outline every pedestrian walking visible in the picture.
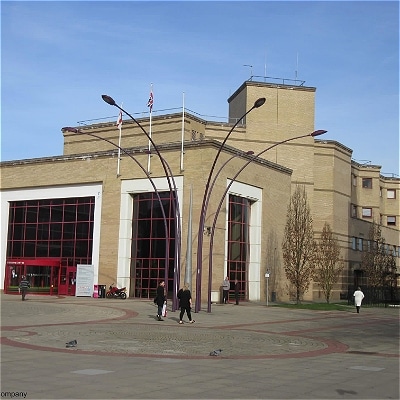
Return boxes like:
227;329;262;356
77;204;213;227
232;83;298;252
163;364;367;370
177;284;195;324
353;286;364;313
234;280;240;305
155;280;166;321
222;276;230;304
19;275;30;301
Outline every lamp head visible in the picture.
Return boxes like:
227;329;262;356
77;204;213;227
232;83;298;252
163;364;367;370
254;98;266;108
101;94;116;106
311;130;327;137
246;151;255;155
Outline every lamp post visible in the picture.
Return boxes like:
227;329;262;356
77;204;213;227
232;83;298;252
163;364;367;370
204;150;254;312
265;270;270;307
61;127;171;297
101;95;180;306
207;129;327;312
145;150;182;311
195;97;266;312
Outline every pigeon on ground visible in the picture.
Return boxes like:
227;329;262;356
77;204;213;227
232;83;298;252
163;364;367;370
66;340;77;348
209;349;222;356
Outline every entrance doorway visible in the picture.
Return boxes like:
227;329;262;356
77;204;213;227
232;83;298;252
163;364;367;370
4;258;61;295
58;266;77;296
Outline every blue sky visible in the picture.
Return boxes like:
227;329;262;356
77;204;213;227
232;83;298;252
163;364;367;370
1;1;399;175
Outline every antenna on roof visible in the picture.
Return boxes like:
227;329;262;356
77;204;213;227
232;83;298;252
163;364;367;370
295;52;299;83
264;52;267;82
243;64;253;80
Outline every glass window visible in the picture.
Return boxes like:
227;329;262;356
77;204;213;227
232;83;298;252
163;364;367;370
227;195;252;302
362;178;372;189
130;192;175;299
6;196;95;267
357;238;363;251
352;174;357;186
351;237;356;250
387;216;396;226
362;208;372;218
387;189;396;199
351;204;357;218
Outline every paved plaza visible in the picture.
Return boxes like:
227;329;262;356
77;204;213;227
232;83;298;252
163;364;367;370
1;293;399;399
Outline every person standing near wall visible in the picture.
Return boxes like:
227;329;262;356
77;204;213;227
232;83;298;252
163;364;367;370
19;275;30;301
353;287;365;314
222;276;230;304
234;280;240;305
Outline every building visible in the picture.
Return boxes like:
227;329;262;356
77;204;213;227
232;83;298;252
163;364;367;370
1;78;399;305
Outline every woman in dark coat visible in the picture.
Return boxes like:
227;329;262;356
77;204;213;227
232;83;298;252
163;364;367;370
155;280;166;321
177;284;195;324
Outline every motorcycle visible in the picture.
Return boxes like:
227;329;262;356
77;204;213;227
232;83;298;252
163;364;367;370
106;283;127;299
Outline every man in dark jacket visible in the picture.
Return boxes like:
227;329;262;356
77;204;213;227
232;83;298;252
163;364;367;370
155;281;166;321
234;280;240;305
19;276;30;301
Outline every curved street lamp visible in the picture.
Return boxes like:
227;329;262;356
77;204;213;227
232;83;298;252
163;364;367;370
206;129;327;312
195;97;266;312
101;95;180;307
145;150;182;311
61;127;171;298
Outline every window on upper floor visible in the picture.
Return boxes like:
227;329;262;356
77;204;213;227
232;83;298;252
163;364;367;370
351;204;357;218
362;207;372;218
352;174;357;186
380;187;382;197
387;189;396;199
362;178;372;189
357;238;363;251
387;216;396;226
351;237;356;250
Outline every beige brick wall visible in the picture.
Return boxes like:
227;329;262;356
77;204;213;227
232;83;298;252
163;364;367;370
3;79;399;302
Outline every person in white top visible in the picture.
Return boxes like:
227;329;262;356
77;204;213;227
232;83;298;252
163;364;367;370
353;287;365;314
222;277;230;304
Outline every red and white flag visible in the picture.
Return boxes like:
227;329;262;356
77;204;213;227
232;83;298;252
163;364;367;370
116;110;123;130
147;90;154;112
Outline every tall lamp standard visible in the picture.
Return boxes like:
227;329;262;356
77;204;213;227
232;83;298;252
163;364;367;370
101;95;180;305
207;129;327;312
195;97;266;312
61;127;171;296
145;150;182;311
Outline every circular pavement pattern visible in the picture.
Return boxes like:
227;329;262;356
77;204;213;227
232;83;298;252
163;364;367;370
1;297;349;359
5;323;328;358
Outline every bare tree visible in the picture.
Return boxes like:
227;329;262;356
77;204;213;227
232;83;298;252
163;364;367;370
313;222;344;303
282;185;315;304
362;223;397;301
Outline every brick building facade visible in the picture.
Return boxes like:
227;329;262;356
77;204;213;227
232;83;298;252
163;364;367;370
1;79;399;304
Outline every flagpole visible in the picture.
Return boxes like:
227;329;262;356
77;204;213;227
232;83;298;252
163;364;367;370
180;92;185;172
116;107;123;177
147;84;153;173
